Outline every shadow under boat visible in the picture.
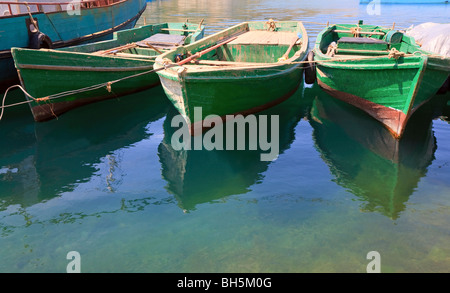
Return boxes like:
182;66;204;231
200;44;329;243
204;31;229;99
158;86;313;212
0;87;171;208
308;87;438;220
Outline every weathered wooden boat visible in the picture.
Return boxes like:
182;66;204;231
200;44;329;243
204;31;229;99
11;21;205;122
310;21;450;139
308;92;436;219
0;0;147;91
154;20;309;135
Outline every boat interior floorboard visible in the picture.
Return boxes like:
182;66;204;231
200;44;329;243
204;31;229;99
228;30;297;45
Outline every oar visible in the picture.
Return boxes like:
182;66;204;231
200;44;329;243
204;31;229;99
197;18;205;31
278;33;301;62
143;42;163;54
176;36;238;66
95;43;138;55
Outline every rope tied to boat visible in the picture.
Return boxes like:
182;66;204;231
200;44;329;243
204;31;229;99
162;58;173;69
24;2;40;34
0;84;36;121
0;46;435;123
350;26;362;37
106;82;112;93
0;57;188;122
265;19;277;31
388;48;406;59
326;42;337;57
35;96;50;102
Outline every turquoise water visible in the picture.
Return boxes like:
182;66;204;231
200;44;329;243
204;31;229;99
1;0;450;273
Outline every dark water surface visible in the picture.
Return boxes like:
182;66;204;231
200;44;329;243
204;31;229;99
1;0;449;273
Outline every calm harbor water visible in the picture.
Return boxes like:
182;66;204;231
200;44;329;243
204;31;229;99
1;0;450;273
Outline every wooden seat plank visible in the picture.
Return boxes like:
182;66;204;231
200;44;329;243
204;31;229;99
136;33;186;49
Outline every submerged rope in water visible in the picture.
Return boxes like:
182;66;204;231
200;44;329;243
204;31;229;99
0;84;37;121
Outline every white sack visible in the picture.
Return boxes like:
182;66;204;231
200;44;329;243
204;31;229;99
405;22;450;57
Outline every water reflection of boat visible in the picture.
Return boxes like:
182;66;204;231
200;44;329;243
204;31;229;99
308;89;437;219
437;95;450;123
158;87;311;212
0;87;171;208
0;105;38;208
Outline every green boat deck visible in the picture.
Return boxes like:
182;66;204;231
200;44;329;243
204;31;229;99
313;22;450;139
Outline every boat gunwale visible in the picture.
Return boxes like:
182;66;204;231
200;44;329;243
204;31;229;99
154;20;309;77
11;47;155;69
11;22;206;67
15;63;155;72
313;23;450;70
155;61;306;82
173;64;304;82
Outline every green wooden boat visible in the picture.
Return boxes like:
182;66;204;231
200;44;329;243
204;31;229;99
154;20;309;134
310;21;450;139
0;0;147;91
11;22;205;122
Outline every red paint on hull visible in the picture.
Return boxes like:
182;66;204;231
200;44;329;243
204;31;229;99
317;79;409;139
188;82;301;136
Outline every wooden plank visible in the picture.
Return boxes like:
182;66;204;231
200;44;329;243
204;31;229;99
93;43;137;55
135;33;186;49
334;29;385;36
336;48;389;55
143;33;186;45
193;60;269;66
161;28;198;32
113;52;157;59
228;31;296;45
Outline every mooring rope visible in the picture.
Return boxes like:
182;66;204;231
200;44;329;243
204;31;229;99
0;85;36;121
0;61;182;121
0;48;435;121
